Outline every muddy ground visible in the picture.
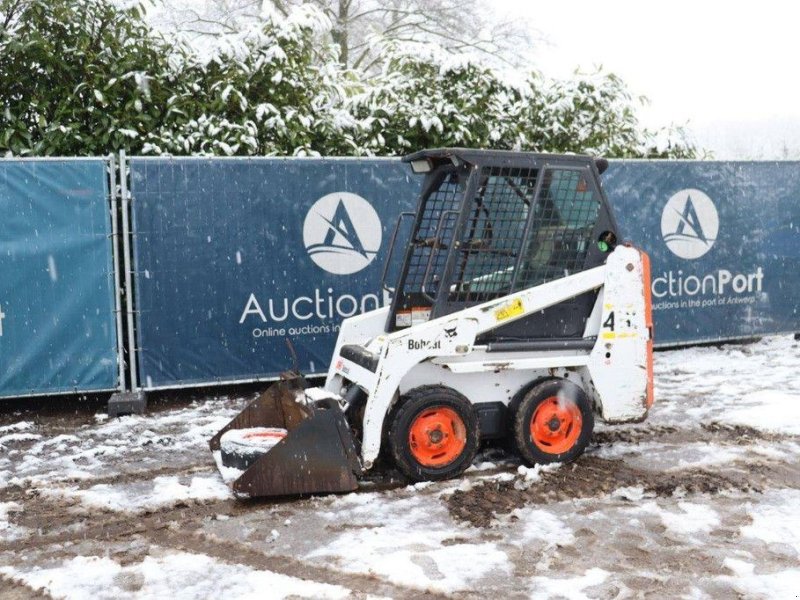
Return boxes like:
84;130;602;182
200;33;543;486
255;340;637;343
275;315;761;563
1;336;799;598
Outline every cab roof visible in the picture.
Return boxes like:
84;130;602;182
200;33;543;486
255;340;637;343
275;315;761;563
402;148;608;174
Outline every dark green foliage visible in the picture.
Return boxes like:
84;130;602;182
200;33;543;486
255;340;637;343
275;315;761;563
0;0;171;155
0;0;697;158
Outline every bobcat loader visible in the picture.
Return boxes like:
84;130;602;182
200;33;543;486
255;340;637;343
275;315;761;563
210;148;654;497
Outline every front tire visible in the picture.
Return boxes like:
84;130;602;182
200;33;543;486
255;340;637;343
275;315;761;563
388;386;480;482
511;379;594;466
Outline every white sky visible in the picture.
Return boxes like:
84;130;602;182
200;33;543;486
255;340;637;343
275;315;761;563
494;0;800;158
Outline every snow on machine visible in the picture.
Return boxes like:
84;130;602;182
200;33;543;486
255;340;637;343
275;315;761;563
210;148;654;497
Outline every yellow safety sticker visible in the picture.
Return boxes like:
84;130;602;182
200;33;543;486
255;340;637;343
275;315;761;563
602;331;616;340
495;298;524;322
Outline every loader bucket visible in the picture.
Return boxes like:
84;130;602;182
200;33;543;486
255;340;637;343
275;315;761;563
209;375;362;498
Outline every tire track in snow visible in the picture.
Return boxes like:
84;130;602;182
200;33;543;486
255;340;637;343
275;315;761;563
0;491;453;599
151;528;455;600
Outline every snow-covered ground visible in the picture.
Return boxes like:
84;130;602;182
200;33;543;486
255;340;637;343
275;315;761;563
1;335;798;599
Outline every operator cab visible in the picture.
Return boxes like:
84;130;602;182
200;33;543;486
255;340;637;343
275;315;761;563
383;148;618;341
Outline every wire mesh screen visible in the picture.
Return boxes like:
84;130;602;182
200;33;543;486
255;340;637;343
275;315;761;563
402;170;463;299
448;166;537;303
515;168;601;289
398;163;602;319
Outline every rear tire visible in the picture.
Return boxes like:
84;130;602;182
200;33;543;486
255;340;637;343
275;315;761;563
388;386;480;482
511;379;593;466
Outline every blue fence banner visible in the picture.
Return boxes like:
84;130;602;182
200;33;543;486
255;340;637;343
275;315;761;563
129;158;419;388
603;161;800;346
0;159;119;398
130;157;800;390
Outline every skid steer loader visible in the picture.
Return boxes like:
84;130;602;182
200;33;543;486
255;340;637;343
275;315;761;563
210;148;653;497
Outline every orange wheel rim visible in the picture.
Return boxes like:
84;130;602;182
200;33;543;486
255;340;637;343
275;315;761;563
408;407;467;467
530;396;582;454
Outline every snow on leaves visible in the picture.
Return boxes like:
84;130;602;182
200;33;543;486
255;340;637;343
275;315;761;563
0;0;695;159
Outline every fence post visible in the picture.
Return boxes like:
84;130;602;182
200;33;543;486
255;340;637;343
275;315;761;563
119;150;139;391
108;154;127;391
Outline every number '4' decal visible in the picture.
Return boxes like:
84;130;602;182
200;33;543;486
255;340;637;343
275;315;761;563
603;311;615;331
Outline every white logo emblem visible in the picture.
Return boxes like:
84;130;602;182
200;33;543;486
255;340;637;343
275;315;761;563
661;189;718;260
303;192;382;275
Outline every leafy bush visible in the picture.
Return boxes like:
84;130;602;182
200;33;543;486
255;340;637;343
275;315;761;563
0;0;171;155
0;0;696;158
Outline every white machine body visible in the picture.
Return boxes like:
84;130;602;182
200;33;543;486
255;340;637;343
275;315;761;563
320;244;653;470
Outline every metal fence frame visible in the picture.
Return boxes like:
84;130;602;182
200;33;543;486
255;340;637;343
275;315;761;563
3;155;798;398
127;156;800;389
0;156;123;399
108;155;127;391
124;155;404;392
118;151;140;391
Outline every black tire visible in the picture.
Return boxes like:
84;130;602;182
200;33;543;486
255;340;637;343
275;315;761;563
388;385;480;482
511;379;594;466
